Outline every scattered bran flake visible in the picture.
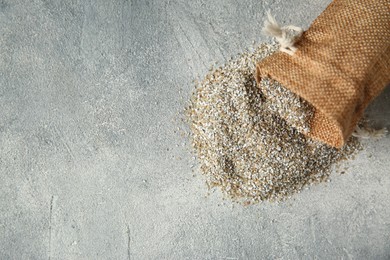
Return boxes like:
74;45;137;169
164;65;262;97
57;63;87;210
186;43;361;204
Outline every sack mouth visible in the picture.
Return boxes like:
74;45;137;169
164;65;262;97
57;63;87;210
256;62;346;148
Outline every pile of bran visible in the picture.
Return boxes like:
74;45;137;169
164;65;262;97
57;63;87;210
186;43;360;203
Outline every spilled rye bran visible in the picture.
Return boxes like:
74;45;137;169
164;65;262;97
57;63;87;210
186;43;360;204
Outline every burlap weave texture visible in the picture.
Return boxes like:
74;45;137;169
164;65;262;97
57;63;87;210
256;0;390;148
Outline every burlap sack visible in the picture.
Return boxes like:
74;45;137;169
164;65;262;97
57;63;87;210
256;0;390;148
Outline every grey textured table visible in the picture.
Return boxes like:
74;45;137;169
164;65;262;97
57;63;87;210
1;0;389;259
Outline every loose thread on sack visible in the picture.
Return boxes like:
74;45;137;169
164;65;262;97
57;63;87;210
352;126;388;139
262;11;303;55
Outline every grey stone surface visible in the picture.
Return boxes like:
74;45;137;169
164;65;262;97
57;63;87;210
0;0;389;259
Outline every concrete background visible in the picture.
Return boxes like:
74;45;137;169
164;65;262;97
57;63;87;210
0;0;389;259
